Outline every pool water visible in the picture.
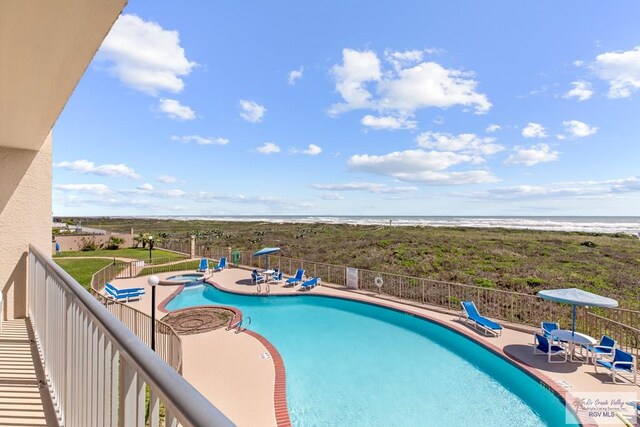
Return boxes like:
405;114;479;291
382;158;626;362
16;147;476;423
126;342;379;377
166;285;578;426
164;274;204;284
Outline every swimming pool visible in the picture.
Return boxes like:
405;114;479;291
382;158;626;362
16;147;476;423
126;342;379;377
166;284;578;426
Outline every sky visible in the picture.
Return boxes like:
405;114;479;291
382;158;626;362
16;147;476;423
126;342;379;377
53;0;640;217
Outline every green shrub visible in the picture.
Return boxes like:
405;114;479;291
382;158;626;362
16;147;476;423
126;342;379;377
474;277;496;288
80;238;98;252
106;236;125;250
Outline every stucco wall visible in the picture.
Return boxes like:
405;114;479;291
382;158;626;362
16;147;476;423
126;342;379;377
0;132;52;319
52;233;135;253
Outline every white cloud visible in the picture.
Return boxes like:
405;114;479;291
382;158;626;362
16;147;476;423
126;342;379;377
459;176;640;200
239;99;266;123
505;143;559;166
415;131;504;156
593;46;640;98
54;184;111;195
138;183;154;191
292;144;322;156
329;48;491;117
384;49;424;71
97;14;196;95
313;182;418;194
288;67;304;85
171;135;229;145
361;115;417;130
562;120;598;138
158;99;196;120
256;142;281;154
556;134;567;140
563;81;593;101
347;149;498;184
486;124;501;133
573;60;585;67
329;49;382;114
320;193;345;200
157;175;177;184
54;160;140;179
378;62;492;114
521;122;547;138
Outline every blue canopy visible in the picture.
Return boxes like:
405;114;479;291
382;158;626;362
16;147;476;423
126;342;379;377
253;247;280;257
537;288;618;335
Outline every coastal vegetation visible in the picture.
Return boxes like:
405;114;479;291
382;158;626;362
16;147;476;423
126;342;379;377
77;218;640;308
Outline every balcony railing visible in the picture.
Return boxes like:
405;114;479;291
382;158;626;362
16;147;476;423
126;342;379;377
89;261;183;372
28;245;234;427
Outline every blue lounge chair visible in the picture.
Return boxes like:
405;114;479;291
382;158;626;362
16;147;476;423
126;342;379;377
285;269;305;286
251;270;265;284
213;257;226;271
594;348;637;384
299;277;319;291
581;335;616;364
541;321;559;339
105;283;145;302
533;333;567;363
197;258;208;272
459;301;503;336
270;270;283;284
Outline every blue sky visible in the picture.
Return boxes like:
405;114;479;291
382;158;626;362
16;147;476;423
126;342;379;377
53;0;640;216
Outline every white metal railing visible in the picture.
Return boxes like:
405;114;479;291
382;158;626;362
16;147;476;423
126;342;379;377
28;245;234;427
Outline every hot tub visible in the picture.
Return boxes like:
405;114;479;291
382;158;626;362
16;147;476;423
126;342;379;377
160;273;205;286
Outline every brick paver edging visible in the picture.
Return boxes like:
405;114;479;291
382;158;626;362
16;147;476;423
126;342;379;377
157;281;292;427
157;279;589;427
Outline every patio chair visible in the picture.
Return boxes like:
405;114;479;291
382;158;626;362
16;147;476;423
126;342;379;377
251;269;265;284
594;348;637;384
213;257;226;271
285;269;305;286
270;270;283;284
299;277;320;291
459;301;503;336
533;333;567;363
105;283;145;302
541;321;559;338
197;258;208;272
581;335;616;364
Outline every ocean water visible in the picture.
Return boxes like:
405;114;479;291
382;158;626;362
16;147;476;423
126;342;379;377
147;215;640;235
167;285;579;427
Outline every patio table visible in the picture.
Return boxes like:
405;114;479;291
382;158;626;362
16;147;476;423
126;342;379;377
550;329;597;363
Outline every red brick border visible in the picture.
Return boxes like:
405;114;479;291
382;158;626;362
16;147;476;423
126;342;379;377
159;280;292;426
160;279;589;426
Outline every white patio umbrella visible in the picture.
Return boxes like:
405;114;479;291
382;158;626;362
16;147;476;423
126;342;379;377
536;288;618;336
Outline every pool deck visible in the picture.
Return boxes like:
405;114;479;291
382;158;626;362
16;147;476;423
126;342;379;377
111;267;639;427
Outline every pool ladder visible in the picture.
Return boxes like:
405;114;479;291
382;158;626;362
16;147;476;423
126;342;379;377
227;316;252;334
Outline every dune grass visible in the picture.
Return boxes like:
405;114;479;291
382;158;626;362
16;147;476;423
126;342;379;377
80;218;640;308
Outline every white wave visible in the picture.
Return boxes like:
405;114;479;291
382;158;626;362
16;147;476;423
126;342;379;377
144;215;640;235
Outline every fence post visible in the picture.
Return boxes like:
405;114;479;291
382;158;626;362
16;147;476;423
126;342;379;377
189;235;195;258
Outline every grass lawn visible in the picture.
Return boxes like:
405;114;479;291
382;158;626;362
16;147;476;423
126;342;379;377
54;258;114;290
54;247;185;261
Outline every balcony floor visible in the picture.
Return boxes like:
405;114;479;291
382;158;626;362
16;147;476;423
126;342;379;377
0;319;56;426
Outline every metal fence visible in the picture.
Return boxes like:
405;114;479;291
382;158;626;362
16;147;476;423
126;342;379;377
203;246;639;362
580;311;640;366
28;245;233;427
90;261;183;372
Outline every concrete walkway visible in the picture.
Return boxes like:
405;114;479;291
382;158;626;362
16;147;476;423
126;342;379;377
112;268;639;427
0;319;56;426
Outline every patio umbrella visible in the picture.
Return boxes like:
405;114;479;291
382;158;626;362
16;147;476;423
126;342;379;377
536;288;618;336
252;247;280;269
